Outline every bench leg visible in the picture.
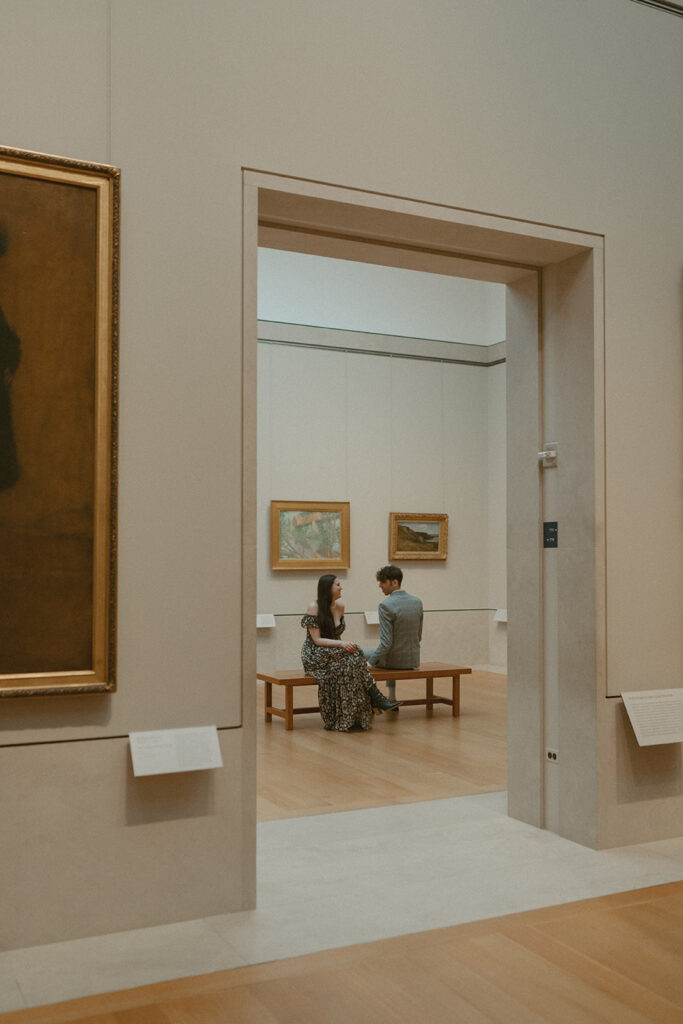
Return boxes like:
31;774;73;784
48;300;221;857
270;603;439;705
426;677;434;711
452;675;461;716
285;685;294;730
265;681;272;723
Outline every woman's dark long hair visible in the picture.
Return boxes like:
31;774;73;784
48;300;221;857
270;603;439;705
316;574;338;639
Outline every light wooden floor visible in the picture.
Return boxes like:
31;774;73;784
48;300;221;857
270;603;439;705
5;881;683;1023
257;671;507;820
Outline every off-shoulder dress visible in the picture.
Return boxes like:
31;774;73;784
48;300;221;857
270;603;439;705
300;613;375;731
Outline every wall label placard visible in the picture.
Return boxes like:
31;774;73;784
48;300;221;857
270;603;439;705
621;689;683;746
129;726;223;776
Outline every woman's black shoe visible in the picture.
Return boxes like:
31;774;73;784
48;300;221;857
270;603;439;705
368;683;400;712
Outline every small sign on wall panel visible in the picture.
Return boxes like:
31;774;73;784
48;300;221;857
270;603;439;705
129;726;224;776
364;610;380;625
257;614;276;628
621;690;683;746
543;522;558;548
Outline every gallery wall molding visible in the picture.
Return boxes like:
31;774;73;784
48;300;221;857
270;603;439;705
257;321;505;367
260;608;498;616
258;336;504;369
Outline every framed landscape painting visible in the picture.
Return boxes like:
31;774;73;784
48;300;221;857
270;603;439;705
389;513;448;561
270;501;350;570
0;146;119;698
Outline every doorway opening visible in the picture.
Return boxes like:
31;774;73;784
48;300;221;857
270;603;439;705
243;171;605;845
255;248;509;821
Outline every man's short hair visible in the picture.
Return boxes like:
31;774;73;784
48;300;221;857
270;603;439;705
376;564;403;585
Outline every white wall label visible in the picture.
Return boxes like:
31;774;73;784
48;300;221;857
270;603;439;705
364;610;380;625
129;726;223;776
621;690;683;746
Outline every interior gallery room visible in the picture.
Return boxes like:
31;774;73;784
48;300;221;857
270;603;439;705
0;1;682;1021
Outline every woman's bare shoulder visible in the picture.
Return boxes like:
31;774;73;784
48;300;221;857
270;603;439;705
335;600;345;614
306;601;318;615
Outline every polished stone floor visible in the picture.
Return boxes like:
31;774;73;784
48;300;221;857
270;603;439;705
3;791;683;1013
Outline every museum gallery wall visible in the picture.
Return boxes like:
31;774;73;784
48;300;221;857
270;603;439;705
256;327;507;674
0;0;681;949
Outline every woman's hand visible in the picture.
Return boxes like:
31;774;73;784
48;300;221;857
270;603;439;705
340;641;357;652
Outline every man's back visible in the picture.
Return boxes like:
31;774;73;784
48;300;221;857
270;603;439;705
372;589;423;669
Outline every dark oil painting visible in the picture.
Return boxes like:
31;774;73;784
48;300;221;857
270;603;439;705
396;520;441;552
0;171;98;675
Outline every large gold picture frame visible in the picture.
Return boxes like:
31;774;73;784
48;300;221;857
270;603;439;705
270;501;350;571
389;512;448;561
0;146;119;698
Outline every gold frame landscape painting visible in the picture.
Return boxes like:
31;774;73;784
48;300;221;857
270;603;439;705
388;512;448;561
0;146;119;698
270;501;350;571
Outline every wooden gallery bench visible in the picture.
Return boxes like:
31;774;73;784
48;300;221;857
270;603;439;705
257;662;473;730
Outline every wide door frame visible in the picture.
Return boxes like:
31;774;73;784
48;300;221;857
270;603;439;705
242;169;605;841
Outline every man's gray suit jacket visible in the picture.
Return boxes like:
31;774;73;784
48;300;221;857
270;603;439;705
364;589;423;669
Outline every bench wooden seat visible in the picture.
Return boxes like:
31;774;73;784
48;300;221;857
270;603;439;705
256;662;473;730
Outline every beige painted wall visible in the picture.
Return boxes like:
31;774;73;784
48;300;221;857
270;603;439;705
256;326;507;671
257;248;507;344
0;0;681;945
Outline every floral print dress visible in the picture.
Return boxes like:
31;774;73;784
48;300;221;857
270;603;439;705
300;614;375;731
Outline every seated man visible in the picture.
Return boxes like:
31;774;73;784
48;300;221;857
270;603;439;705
363;565;423;703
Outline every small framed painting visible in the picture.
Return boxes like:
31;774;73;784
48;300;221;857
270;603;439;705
389;513;448;561
270;501;350;570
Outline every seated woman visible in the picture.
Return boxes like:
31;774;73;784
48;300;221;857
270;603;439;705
301;573;399;731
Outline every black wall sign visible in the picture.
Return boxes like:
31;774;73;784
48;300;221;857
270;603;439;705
544;521;558;548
